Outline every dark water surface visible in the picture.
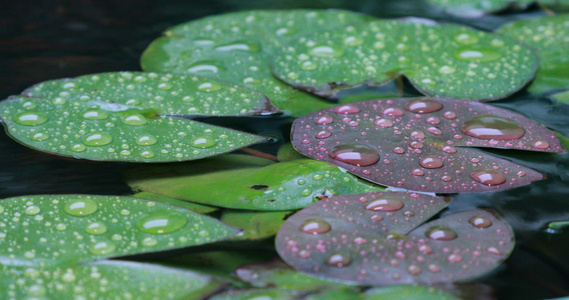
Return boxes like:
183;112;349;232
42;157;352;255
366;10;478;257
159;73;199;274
1;1;568;299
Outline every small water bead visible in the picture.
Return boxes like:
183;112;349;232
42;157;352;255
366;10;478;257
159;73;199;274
89;241;116;255
532;140;550;149
85;222;108;235
24;205;40;215
71;144;86;152
407;265;422;275
299;218;331;235
335;104;360;114
455;32;479;44
301;61;318;70
517;170;526;177
375;118;393;128
343;36;364;46
30;132;49;141
142;237;158;247
309;45;345;58
455;46;501;62
419;156;443;169
487;246;502;255
325;253;352;267
447;254;463;263
136;135;158;146
443;111;456;119
412;168;425;176
382;107;404;116
316;115;333;125
470;169;506;186
469;216;493;229
82;109;108;120
300;189;312;197
197;81;222;92
365;197;404;211
425;226;458;241
393;147;404;154
410;141;423;149
404;99;443;114
426;116;440;125
190;136;216;148
64;199;98;217
315;130;332;139
329;143;380;167
410;131;425;139
438;66;456;74
187;60;226;74
215;41;261;52
427;127;442;135
442;146;457;154
121;114;147;126
14;111;48;126
136;212;188;234
83;133;112;147
461;116;525;140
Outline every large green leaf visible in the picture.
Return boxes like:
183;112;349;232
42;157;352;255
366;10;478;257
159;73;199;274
141;9;378;116
272;19;538;100
428;0;569;16
0;195;238;267
496;14;569;94
132;191;218;214
1;261;224;299
0;72;277;162
127;157;385;210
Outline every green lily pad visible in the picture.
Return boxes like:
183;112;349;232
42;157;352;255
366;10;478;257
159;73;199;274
0;195;238;267
141;9;376;116
272;19;538;101
496;14;569;94
428;0;569;16
127;158;385;211
0;260;224;299
220;210;291;240
0;72;277;162
132;191;218;214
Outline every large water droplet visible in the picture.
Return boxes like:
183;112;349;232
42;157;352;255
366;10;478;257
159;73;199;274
197;81;222;92
136;212;188;234
316;115;333;125
31;132;49;141
470;169;506;186
309;45;344;58
89;241;116;255
405;99;443;114
334;104;360;114
215;41;261;52
329;143;380;167
455;46;501;62
382;107;404;116
136;135;158;146
187;60;226;74
82;109;108;120
419;156;443;169
15;111;48;126
24;205;40;215
461;116;525;140
469;216;493;229
190;136;216;148
85;222;108;235
299;218;331;235
365;197;404;211
121;114;148;126
325;253;352;267
532;140;549;149
64;199;98;217
83;133;112;147
425;226;458;241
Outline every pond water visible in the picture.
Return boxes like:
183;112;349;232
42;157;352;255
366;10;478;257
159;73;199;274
1;1;568;299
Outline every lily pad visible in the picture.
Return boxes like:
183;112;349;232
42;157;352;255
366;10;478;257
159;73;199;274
428;0;569;16
132;191;218;214
0;260;224;299
141;9;375;116
272;19;538;101
220;210;290;240
0;195;238;267
127;158;384;210
496;14;569;94
291;98;564;193
0;72;277;162
276;192;515;285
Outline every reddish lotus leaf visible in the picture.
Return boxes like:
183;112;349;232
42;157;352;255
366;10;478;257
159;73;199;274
292;98;565;193
275;192;515;285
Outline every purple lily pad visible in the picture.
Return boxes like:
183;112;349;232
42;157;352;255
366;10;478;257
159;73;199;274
291;97;565;193
275;191;515;285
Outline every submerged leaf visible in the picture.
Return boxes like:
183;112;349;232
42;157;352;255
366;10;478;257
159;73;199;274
0;195;238;267
0;72;276;162
291;98;564;193
220;210;290;240
276;192;515;285
272;19;537;101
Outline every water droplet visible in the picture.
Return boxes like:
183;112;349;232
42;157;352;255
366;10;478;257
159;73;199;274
89;241;116;255
438;66;456;74
486;246;502;255
470;169;506;186
329;143;380;167
316;130;332;139
325;253;352;267
428;264;441;273
382;107;404;116
85;222;108;235
187;60;226;74
24;205;40;215
215;41;261;52
461;116;525;140
335;104;360;114
447;254;462;263
31;132;49;141
412;168;424;176
71;144;86;152
455;46;501;62
405;99;443;113
190;136;216;148
410;131;425;139
300;61;318;70
197;81;222;92
14;111;48;126
426;116;440;125
410;141;424;149
83;133;112;147
299;218;331;235
64;199;98;217
419;156;443;169
469;216;493;228
142;237;158;247
442;146;457;154
316;115;333;125
407;265;422;275
425;226;458;241
136;212;188;234
242;77;261;85
532;140;550;149
82;109;108;120
455;32;479;44
427;127;442;135
365;197;404;211
375;118;393;128
309;45;344;58
393;147;404;154
121;114;147;126
61;271;76;282
443;111;456;119
136;135;157;146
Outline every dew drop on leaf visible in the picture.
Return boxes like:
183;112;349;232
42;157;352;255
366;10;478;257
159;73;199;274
461;116;525;140
136;212;188;234
365;197;404;211
299;218;332;235
470;169;507;186
64;199;98;217
425;226;458;241
329;143;380;167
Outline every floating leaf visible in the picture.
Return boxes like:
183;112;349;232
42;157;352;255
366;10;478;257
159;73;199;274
427;0;569;17
141;9;375;116
127;157;384;210
276;192;515;285
0;72;277;162
132;191;218;214
0;260;224;299
272;19;537;100
497;14;569;94
220;210;290;240
291;98;564;193
0;195;238;267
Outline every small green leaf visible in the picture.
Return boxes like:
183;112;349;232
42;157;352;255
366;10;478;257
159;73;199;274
221;210;290;240
0;261;224;299
0;72;277;162
0;195;238;267
132;191;218;214
127;157;385;210
272;19;538;100
496;14;569;94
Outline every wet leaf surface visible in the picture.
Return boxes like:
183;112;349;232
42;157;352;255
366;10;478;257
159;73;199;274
496;14;569;94
132;191;218;214
209;288;298;300
0;195;238;267
220;210;290;240
0;72;276;162
1;260;224;300
276;191;515;285
272;19;538;101
291;98;564;193
427;0;569;16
